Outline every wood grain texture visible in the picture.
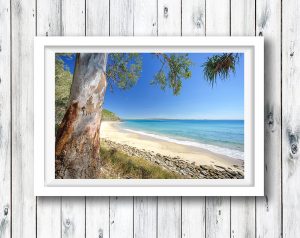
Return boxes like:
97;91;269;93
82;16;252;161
11;0;36;237
134;197;157;238
110;0;134;36
61;0;85;36
182;197;205;238
205;1;231;237
86;0;109;36
86;197;110;238
0;0;10;237
110;197;133;238
37;197;61;238
206;197;230;238
282;0;300;237
231;0;255;36
133;0;157;36
61;197;85;238
36;0;61;36
182;0;205;36
256;0;282;237
158;0;181;35
230;197;255;238
36;1;62;237
157;197;181;238
206;0;230;36
230;1;256;237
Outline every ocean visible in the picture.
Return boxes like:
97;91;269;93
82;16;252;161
120;119;244;160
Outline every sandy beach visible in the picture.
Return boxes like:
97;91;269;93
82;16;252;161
100;121;244;177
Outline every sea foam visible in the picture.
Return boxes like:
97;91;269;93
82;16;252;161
124;128;244;160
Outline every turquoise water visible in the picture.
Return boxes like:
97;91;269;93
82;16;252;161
121;120;244;160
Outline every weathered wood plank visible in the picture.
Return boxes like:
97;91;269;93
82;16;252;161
181;1;206;237
205;1;231;237
282;0;300;236
37;197;61;238
206;0;230;36
36;0;61;36
231;0;255;36
86;0;109;36
60;1;86;237
0;0;11;237
231;197;255;238
256;0;282;237
206;198;230;238
157;197;181;238
61;197;85;238
110;0;134;36
133;0;157;36
61;0;85;36
182;197;205;238
36;1;62;237
230;1;256;237
11;0;36;236
157;0;181;35
182;0;205;36
134;197;157;238
86;197;109;238
110;197;133;238
133;2;158;237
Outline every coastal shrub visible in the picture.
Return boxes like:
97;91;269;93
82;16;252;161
99;142;182;179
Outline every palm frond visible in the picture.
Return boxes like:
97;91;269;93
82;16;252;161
202;53;239;87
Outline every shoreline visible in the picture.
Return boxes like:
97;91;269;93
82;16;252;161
100;121;244;178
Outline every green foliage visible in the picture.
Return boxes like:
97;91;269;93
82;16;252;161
106;53;142;91
99;141;183;179
54;53;239;132
202;53;239;87
150;53;192;95
102;109;120;121
55;58;73;132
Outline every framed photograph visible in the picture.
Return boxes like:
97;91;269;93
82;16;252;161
34;37;264;196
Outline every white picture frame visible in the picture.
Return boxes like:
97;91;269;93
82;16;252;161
34;36;264;196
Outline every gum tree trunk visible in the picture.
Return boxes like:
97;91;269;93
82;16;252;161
55;53;108;179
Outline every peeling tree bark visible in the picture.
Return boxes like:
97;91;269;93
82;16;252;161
55;53;108;179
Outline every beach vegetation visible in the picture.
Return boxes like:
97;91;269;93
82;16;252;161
99;141;182;179
202;53;239;87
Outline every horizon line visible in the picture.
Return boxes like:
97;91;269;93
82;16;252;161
120;118;244;121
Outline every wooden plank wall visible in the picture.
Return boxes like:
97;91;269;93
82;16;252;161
1;0;298;237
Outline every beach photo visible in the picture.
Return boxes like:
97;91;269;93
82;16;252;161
55;52;244;180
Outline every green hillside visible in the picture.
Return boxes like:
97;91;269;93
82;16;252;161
102;109;120;121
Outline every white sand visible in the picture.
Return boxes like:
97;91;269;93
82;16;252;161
100;121;244;170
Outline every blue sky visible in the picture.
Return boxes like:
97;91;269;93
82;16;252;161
60;53;244;120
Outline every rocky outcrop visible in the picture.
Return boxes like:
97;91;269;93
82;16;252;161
102;139;244;179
